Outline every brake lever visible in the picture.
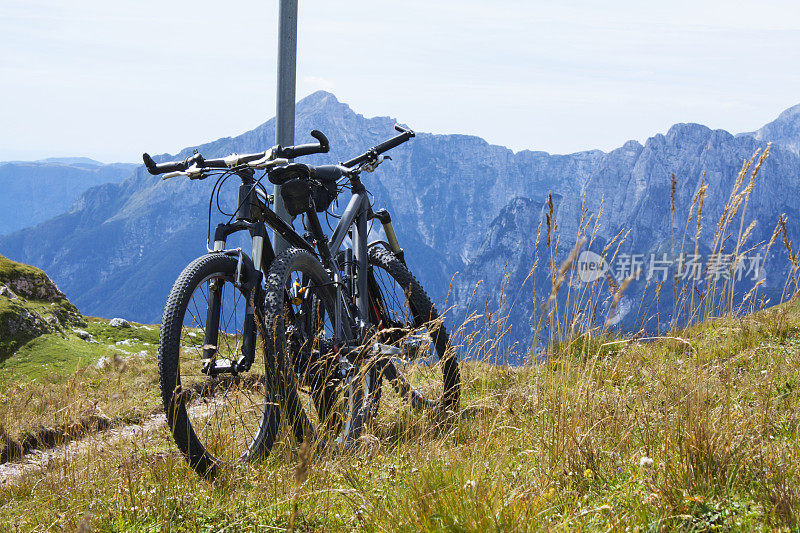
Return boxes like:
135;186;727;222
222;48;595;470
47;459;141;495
163;164;205;180
362;155;391;173
186;164;205;180
249;156;289;170
162;171;187;180
243;148;273;169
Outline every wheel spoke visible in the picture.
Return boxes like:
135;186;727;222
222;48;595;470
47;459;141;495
366;249;458;416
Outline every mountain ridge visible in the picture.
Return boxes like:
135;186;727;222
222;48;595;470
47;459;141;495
0;160;138;236
1;92;799;359
740;102;800;155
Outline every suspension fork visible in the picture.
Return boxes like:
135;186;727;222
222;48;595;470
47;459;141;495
369;208;405;264
203;279;222;363
204;221;270;374
352;205;370;340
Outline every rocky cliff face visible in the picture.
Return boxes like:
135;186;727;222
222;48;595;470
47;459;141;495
0;92;798;362
483;122;800;355
741;104;800;156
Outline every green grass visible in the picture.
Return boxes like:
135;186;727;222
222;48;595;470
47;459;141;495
0;253;52;286
6;332;105;379
0;300;798;530
0;297;83;362
1;317;159;380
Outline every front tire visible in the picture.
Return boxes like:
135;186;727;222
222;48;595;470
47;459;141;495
158;253;278;475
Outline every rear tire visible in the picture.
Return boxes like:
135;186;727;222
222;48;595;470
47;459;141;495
262;248;372;448
367;245;460;414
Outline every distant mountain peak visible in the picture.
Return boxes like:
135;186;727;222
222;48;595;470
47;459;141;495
1;157;106;167
299;90;340;107
36;157;105;166
774;102;800;121
740;102;800;154
665;122;712;139
296;90;355;119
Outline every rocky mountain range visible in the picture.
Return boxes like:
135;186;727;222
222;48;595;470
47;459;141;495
1;91;799;362
741;103;800;155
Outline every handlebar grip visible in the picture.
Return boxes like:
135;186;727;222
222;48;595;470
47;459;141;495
371;130;413;155
310;129;330;152
394;124;415;136
341;125;415;168
277;130;330;159
142;153;186;175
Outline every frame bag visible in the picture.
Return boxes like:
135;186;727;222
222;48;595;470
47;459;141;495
280;178;337;217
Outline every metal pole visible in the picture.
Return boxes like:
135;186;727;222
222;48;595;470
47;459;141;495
273;0;298;254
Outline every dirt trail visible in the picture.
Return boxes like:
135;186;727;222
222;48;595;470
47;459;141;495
0;411;169;486
0;395;234;486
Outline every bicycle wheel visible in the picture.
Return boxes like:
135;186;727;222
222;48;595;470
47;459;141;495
367;245;460;414
263;248;373;447
159;253;278;475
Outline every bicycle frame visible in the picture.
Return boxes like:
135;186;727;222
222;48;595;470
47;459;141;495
201;169;314;375
205;168;404;376
326;186;370;340
313;177;406;345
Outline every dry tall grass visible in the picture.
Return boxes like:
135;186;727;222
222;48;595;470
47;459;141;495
2;300;799;530
466;144;790;365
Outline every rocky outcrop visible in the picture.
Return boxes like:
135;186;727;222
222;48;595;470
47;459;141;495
0;254;84;359
1;269;64;302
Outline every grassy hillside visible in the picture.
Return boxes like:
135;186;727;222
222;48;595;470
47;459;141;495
0;297;798;530
0;316;161;463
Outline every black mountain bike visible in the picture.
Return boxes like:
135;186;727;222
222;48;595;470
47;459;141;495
143;132;330;474
144;125;459;474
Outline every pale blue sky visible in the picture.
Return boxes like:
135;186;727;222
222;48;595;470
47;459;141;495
2;0;799;162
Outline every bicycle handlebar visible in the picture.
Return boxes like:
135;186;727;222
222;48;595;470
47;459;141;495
142;129;330;176
267;124;416;184
278;129;330;159
142;122;414;180
343;124;414;168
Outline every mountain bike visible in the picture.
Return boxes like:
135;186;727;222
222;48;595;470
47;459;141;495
143;125;460;474
142;131;331;475
261;125;461;448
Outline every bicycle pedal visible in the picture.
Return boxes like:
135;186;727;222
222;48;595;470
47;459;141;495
374;336;430;357
202;357;235;376
337;354;354;377
372;342;402;356
404;332;432;346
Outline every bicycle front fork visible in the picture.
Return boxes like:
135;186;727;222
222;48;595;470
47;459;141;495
202;221;268;377
370;209;405;263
